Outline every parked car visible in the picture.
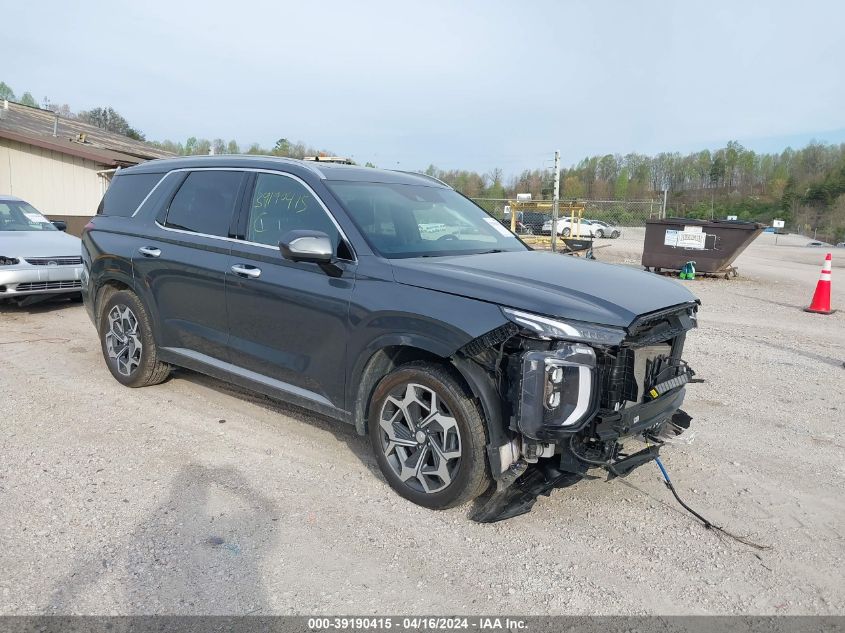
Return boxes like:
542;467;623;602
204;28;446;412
836;242;845;248
507;212;549;235
82;156;698;514
0;195;83;306
502;209;545;235
497;217;532;235
541;217;599;237
587;219;621;239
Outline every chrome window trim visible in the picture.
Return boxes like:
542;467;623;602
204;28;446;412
124;172;171;218
153;167;356;261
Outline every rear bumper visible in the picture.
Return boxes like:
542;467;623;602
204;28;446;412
0;265;83;296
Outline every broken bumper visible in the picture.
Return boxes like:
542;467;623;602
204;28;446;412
592;385;687;441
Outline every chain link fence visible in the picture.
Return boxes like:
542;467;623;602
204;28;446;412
470;197;666;261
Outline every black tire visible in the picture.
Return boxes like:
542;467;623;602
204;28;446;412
98;289;170;388
368;362;492;509
562;227;571;237
611;230;620;239
595;229;604;238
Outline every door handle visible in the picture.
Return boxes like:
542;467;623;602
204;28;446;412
231;264;261;278
138;246;161;258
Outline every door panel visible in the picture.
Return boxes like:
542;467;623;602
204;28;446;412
225;171;355;410
134;230;232;361
132;170;246;361
226;244;355;409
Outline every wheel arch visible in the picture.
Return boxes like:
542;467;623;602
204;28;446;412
351;339;510;476
92;272;163;346
93;275;135;330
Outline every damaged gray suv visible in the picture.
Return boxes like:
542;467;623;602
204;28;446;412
82;156;698;519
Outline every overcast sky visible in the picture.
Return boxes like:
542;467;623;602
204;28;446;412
4;0;844;174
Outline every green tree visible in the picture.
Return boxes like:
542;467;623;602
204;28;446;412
195;139;211;155
77;107;144;140
19;92;38;107
0;82;15;101
710;155;726;187
614;168;629;199
562;175;585;198
273;138;291;156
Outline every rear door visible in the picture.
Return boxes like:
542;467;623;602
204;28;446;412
225;171;356;410
133;169;247;362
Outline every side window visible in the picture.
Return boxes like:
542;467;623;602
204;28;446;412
97;173;164;216
246;173;340;250
165;171;244;237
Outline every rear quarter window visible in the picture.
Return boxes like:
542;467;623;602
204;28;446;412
97;173;164;217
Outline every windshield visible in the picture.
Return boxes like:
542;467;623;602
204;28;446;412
327;181;527;258
0;200;58;232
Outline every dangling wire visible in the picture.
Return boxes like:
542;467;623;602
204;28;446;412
654;456;771;551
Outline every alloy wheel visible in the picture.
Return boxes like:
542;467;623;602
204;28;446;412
378;382;462;494
105;304;143;377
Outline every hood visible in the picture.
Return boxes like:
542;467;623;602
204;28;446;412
390;250;697;328
0;230;82;258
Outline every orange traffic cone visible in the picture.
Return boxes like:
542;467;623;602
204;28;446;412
804;253;835;314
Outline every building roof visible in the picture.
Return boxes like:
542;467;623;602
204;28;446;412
0;100;174;167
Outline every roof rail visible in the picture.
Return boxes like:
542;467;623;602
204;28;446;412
142;154;327;179
392;170;452;188
275;156;327;179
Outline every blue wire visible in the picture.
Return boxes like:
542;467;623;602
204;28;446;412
655;455;671;484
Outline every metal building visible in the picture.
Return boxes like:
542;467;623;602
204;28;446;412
0;100;172;235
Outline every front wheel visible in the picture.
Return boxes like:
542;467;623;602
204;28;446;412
611;230;620;239
368;362;492;509
595;229;604;238
562;227;571;237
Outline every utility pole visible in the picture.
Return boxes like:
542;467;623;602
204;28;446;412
661;188;668;219
551;149;560;252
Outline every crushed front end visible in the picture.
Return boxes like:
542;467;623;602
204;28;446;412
467;302;699;522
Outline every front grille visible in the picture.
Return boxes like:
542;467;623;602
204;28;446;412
25;257;82;266
15;280;82;291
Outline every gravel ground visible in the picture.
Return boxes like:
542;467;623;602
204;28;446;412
0;236;842;615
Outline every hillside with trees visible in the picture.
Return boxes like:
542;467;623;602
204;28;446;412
424;141;845;243
2;79;842;241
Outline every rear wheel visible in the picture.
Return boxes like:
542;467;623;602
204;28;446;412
99;290;170;387
368;362;492;509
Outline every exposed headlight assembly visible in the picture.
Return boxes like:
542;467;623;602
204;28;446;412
519;344;597;439
502;307;625;346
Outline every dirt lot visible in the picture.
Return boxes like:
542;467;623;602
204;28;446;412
0;236;843;616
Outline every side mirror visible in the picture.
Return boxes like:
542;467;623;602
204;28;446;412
279;230;333;264
51;220;67;232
